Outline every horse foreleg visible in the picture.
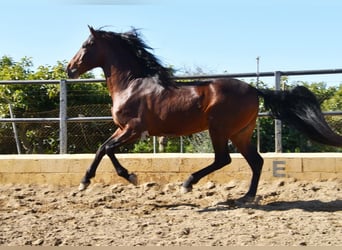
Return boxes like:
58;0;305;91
106;152;138;185
104;125;142;185
79;126;140;191
79;135;115;191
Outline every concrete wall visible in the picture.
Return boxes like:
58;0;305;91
0;153;341;186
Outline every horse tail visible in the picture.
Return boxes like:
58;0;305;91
256;85;342;147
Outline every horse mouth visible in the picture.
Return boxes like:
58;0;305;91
67;67;80;79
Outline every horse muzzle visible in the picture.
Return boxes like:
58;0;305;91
67;67;80;79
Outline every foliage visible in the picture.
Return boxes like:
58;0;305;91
256;80;342;153
131;138;154;153
0;57;341;153
0;56;110;153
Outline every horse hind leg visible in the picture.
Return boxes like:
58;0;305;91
182;129;231;193
230;122;264;201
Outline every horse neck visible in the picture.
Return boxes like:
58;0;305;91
103;65;139;95
102;57;146;94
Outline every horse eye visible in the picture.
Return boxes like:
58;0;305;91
82;40;95;49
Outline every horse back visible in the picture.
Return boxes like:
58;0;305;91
145;78;259;136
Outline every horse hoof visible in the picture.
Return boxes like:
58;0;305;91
78;182;90;191
236;195;258;205
181;185;192;194
128;173;138;185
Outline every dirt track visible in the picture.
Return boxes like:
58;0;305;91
0;179;341;246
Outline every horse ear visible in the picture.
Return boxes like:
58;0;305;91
88;25;97;37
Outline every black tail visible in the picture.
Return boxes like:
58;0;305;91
256;86;342;147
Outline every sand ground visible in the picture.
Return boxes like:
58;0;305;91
0;179;341;246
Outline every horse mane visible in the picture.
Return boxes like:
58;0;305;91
95;28;175;88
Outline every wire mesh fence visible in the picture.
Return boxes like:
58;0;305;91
2;114;341;154
1;70;342;154
1;104;114;154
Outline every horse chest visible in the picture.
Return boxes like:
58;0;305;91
112;94;134;124
111;81;163;125
111;86;145;126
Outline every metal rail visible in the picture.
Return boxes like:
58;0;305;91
1;111;341;123
1;68;342;154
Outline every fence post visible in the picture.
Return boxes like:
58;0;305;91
153;136;157;153
8;103;21;154
274;71;282;152
59;79;67;154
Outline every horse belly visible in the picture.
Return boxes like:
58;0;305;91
152;108;209;136
149;86;211;136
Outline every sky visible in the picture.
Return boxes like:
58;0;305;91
1;0;342;85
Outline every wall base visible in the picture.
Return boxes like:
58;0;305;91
0;153;341;186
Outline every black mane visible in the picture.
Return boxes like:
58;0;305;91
95;28;175;88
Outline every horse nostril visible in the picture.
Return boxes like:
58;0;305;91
67;68;79;78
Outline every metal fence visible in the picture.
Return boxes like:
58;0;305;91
1;68;342;154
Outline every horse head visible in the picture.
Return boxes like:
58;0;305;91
67;26;104;79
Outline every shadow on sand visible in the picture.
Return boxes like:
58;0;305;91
197;199;342;213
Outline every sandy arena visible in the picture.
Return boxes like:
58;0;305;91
0;179;341;246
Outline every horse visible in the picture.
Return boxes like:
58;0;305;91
67;26;342;202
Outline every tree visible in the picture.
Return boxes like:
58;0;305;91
1;58;341;153
0;56;112;154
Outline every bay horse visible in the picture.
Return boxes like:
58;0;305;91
67;26;342;202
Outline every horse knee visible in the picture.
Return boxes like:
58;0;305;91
105;144;115;156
